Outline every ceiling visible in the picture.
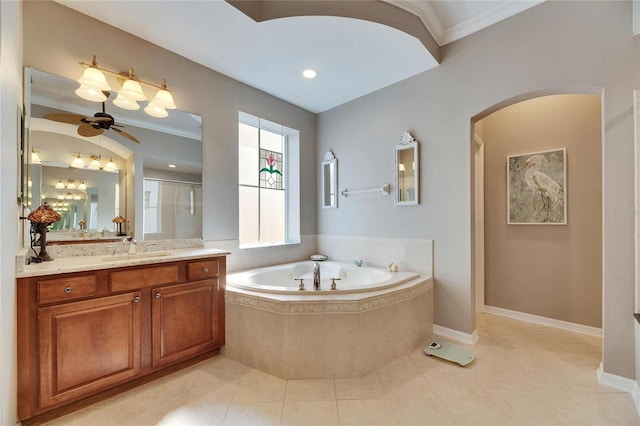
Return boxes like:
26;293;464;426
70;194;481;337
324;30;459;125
56;0;544;114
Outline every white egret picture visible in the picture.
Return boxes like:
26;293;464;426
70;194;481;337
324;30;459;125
507;148;566;225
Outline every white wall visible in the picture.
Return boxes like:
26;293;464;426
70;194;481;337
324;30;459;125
317;1;639;378
0;1;22;424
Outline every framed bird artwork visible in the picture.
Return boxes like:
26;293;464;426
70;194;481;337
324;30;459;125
507;148;566;225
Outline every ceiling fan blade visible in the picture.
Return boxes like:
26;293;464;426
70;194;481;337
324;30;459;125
112;127;139;143
77;123;104;137
43;113;87;125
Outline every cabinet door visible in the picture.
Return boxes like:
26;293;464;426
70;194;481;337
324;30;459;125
38;292;142;409
152;279;219;368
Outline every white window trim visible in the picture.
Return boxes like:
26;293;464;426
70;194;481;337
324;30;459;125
238;112;300;249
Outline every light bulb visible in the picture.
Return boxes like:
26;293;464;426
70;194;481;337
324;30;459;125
144;102;168;118
77;67;111;91
113;93;140;110
119;79;146;101
75;84;107;102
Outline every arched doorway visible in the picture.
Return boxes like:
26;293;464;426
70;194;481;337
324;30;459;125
472;92;603;333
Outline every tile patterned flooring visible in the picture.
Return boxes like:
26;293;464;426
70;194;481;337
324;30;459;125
44;314;640;425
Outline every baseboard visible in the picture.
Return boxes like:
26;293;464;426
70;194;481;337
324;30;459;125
433;324;479;345
597;362;637;391
484;305;602;337
632;381;640;417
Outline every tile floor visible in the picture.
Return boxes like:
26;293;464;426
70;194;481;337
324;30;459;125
43;313;639;425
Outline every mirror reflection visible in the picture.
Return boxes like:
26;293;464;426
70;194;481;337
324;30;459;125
395;132;419;206
322;151;337;209
25;68;203;243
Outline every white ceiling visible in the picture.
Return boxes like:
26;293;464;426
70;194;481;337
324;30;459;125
56;0;544;114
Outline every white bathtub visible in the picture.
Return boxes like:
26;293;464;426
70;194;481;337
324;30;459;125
224;260;434;379
227;260;419;294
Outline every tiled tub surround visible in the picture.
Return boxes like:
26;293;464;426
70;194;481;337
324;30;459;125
225;269;433;380
316;235;434;276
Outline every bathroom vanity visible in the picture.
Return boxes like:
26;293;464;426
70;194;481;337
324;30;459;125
16;248;228;422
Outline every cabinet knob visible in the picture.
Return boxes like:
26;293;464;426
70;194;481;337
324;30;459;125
203;267;209;273
133;296;141;303
155;293;161;299
64;286;72;294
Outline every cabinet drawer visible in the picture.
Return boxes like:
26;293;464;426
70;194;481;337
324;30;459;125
38;275;97;305
187;259;219;281
110;264;179;292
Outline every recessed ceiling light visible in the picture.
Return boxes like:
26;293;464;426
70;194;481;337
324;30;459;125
302;69;318;79
168;164;177;168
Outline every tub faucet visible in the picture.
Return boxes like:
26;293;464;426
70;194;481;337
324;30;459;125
313;262;321;290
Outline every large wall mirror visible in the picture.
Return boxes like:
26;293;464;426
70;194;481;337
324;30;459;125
24;68;203;244
395;132;419;206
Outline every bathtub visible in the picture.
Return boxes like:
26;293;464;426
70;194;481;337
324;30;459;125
227;260;419;294
224;260;434;379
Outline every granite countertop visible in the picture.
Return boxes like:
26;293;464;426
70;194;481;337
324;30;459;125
16;247;230;278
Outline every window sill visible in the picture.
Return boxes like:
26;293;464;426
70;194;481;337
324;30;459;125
239;241;300;250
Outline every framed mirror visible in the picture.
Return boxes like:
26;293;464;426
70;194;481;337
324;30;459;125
322;151;337;208
24;68;203;243
395;132;419;206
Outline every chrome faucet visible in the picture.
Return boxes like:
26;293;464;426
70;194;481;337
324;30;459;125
313;262;321;290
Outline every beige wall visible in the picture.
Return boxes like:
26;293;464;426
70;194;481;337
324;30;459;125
317;1;638;379
481;94;602;328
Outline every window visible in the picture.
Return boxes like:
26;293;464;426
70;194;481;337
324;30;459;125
238;112;300;248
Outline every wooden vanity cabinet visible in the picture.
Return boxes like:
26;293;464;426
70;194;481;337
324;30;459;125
17;256;226;422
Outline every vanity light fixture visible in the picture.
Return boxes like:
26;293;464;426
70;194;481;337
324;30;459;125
66;180;77;190
57;194;65;200
55;180;65;190
302;69;318;79
73;194;82;201
77;55;177;118
77;181;87;191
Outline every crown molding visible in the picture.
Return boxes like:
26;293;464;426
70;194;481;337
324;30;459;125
383;0;545;46
380;0;444;46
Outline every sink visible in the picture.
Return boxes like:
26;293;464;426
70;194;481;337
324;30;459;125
102;252;172;262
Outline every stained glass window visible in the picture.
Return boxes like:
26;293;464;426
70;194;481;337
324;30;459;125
239;112;298;248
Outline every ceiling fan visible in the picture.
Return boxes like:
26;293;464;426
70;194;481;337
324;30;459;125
43;92;140;143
